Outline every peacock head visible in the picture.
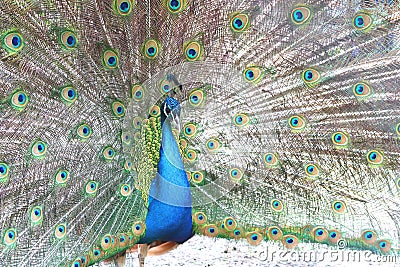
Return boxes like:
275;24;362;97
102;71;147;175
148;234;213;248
161;96;181;129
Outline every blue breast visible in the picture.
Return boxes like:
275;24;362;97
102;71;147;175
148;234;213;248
139;120;193;244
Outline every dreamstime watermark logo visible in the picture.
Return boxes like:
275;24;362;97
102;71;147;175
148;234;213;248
257;247;400;264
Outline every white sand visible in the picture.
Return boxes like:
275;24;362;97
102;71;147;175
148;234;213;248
97;235;398;267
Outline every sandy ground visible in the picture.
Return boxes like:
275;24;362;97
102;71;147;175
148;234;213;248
96;235;400;267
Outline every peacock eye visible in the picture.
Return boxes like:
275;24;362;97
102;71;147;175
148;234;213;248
143;39;160;60
352;13;373;31
361;230;377;245
301;68;321;87
111;101;126;118
167;0;184;13
149;105;161;117
60;30;78;49
60;86;78;105
243;66;264;84
103;49;119;69
366;149;384;166
31;140;48;158
291;5;312;25
332;200;346;213
85;180;99;195
3;31;24;53
115;0;134;15
11;90;29;111
4;228;17;246
230;13;250;32
55;223;67;239
288;115;307;131
131;84;144;101
55;169;70;185
132;221;146;236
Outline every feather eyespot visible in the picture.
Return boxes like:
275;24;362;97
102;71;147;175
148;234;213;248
302;68;321;87
0;162;10;182
304;163;320;179
353;82;373;99
3;31;24;53
313;227;328;242
270;199;283;212
231;228;243;239
288;115;306;131
183;123;197;138
119;233;129;247
102;146;116;161
193;212;207;225
282;235;299;249
188;89;206;107
223;217;237;231
132;222;146;236
30;206;43;224
132;117;143;129
243;66;264;83
205;138;221;152
230;13;250;32
366;150;384;166
55;223;67;239
101;234;114;250
395;123;400;137
185;149;198;163
77;123;92;140
376;239;391;253
332;200;346;213
267;226;283;240
111;101;126;118
115;0;134;15
233;113;250;127
229;168;243;183
361;230;377;245
102;49;119;69
60;30;78;50
55;169;69;185
120;184;132;197
179;138;188;150
71;259;83;267
92;247;104;259
203;225;218;237
166;0;185;13
143;39;160;60
10;90;29;111
353;12;373;31
191;171;204;184
3;228;17;246
263;153;280;168
121;132;132;145
291;5;312;25
149;105;161;117
85;181;98;195
332;131;350;148
246;232;262;246
31;140;48;159
124;159;132;171
60;86;78;105
184;41;203;61
131;84;144;101
328;229;342;244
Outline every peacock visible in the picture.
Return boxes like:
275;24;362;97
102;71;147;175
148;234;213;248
0;0;399;266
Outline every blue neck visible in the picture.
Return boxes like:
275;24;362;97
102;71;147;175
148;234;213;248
139;119;193;244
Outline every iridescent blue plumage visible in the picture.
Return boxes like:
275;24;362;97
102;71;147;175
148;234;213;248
140;97;193;244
